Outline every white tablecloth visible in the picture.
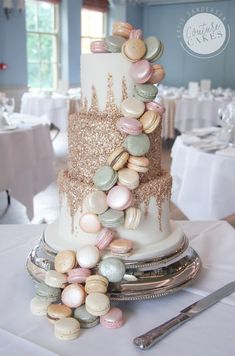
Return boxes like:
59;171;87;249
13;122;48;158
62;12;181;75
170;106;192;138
0;221;234;356
21;93;80;132
171;136;235;220
0;114;55;219
174;97;230;132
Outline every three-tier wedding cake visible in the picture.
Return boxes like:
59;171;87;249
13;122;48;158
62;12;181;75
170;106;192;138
44;52;184;260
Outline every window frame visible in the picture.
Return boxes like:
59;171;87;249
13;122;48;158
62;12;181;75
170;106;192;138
26;0;60;91
81;8;107;54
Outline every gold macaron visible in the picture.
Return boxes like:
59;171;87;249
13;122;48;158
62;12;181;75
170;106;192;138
112;21;133;39
85;275;109;294
122;39;146;62
139;110;161;134
109;238;134;257
54;250;77;274
107;146;129;171
47;303;73;324
124;207;142;230
127;156;150;173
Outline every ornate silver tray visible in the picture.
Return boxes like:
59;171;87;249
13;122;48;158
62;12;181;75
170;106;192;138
26;233;202;302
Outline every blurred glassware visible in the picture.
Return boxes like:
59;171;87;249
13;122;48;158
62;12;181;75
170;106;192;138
218;103;235;146
217;107;225;122
3;97;15;124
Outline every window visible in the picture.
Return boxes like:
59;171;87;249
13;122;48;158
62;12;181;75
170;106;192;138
26;0;59;90
81;8;107;54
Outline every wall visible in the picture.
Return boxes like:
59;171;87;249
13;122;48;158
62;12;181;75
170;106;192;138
108;1;142;34
143;0;235;88
0;4;27;87
126;2;143;29
60;0;82;87
0;3;27;109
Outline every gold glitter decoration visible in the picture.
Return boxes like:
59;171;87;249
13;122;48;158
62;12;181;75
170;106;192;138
59;168;172;231
61;73;169;231
121;76;128;104
105;74;117;113
67;74;162;184
89;85;99;113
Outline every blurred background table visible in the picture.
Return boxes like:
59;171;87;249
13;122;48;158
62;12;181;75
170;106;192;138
0;114;55;219
157;85;234;139
171;133;235;220
0;220;234;356
20;92;80;132
174;96;231;133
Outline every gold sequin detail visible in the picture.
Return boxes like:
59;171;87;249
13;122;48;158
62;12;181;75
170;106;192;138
58;169;172;229
121;76;128;104
60;74;170;230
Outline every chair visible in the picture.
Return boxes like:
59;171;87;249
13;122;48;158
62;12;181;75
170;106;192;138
200;79;211;92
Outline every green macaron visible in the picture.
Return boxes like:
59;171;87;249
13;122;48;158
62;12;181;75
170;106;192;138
99;208;124;228
144;36;164;62
35;282;61;303
123;133;151;156
93;166;118;191
98;257;126;283
105;35;126;53
133;83;158;102
149;42;164;62
74;305;99;328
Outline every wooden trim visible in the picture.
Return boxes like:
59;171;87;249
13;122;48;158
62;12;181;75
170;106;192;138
83;0;109;13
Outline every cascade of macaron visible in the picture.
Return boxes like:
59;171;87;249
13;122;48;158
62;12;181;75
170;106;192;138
78;21;166;257
30;22;166;340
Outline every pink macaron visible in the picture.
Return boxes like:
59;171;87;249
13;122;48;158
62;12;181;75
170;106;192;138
95;228;114;250
79;213;101;233
107;185;133;211
100;307;124;329
130;60;153;84
61;284;86;308
145;100;166;115
90;40;108;53
67;268;91;284
129;29;142;39
116;117;143;135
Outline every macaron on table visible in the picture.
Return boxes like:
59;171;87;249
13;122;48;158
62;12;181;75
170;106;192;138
26;20;201;343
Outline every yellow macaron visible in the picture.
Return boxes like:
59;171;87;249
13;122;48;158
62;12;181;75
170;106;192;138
139;110;161;134
85;275;109;294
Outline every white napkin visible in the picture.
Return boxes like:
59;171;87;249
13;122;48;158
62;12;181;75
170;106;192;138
178;221;235;306
216;147;235;158
180;134;201;145
190;126;220;137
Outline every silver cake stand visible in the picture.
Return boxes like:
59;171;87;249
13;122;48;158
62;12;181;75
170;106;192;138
26;233;202;301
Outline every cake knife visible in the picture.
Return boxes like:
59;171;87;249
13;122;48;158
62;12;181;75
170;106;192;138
133;281;235;350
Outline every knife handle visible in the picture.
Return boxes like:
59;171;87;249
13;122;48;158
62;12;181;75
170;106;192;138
133;313;190;350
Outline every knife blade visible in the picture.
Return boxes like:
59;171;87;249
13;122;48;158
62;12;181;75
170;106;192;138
133;281;235;350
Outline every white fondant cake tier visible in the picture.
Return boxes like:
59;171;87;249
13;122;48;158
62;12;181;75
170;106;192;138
81;53;134;110
51;52;185;261
45;196;184;261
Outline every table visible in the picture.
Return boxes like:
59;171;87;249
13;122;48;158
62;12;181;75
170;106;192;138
0;114;55;219
174;97;230;133
0;221;235;356
21;93;80;132
171;135;235;220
